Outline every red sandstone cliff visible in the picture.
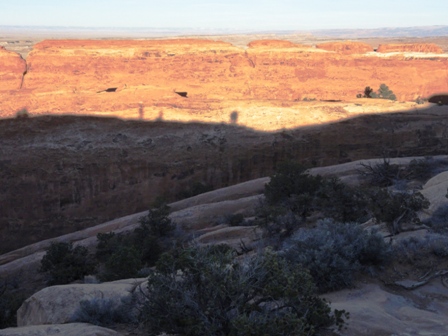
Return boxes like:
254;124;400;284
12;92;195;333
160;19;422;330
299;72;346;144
0;46;27;90
377;43;443;53
0;39;448;117
316;41;373;54
247;39;303;48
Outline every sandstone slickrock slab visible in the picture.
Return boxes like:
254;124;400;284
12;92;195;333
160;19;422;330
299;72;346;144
420;171;448;221
325;282;448;336
0;323;120;336
17;282;143;326
169;177;268;212
0;211;144;266
171;195;260;231
195;225;262;249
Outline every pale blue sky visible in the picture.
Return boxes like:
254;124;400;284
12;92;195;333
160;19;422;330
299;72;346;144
0;0;446;30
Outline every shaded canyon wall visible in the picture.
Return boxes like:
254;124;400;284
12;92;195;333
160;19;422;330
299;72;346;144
1;108;448;253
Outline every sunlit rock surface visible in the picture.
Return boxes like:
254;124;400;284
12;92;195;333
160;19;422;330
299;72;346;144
0;39;447;117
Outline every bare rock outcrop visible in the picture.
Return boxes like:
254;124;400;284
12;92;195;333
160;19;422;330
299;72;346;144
420;171;448;221
0;323;120;336
195;225;262;249
377;43;443;53
171;195;260;231
325;281;448;335
16;280;144;327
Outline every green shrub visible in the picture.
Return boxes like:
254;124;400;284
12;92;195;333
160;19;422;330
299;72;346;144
404;158;433;181
369;189;429;234
178;181;214;199
96;231;162;281
0;277;25;328
15;108;29;119
363;86;373;98
99;246;142;282
264;162;323;221
261;163;371;244
358;158;400;187
263;162;369;222
142;245;347;335
138;204;175;238
39;242;96;285
362;84;396;100
359;157;441;188
265;162;369;222
392;233;448;262
377;83;397;101
316;177;369;223
282;219;390;293
225;213;246;226
258;208;304;242
135;203;176;266
71;297;137;326
425;204;448;234
95;204;177;281
95;203;175;281
95;232;130;263
265;162;322;206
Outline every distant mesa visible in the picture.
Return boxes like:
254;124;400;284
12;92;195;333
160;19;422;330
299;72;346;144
247;40;303;49
377;43;443;53
428;94;448;105
316;41;373;54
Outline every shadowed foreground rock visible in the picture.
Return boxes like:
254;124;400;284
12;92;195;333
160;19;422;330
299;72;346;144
0;323;120;336
325;281;448;335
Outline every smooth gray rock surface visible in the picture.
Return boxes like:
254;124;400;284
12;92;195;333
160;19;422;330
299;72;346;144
0;323;120;336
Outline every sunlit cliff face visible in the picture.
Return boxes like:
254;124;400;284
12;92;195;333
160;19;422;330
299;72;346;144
1;40;448;131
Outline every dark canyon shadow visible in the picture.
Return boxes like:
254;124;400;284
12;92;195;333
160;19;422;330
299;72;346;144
0;101;447;253
428;94;448;105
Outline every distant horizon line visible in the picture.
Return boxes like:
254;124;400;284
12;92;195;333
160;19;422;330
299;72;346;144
1;25;447;39
1;24;447;31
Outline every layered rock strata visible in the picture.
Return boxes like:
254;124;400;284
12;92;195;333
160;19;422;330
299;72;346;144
0;46;27;90
0;40;447;118
377;43;443;53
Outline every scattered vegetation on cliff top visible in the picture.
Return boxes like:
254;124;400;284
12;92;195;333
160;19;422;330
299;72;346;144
360;83;397;100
